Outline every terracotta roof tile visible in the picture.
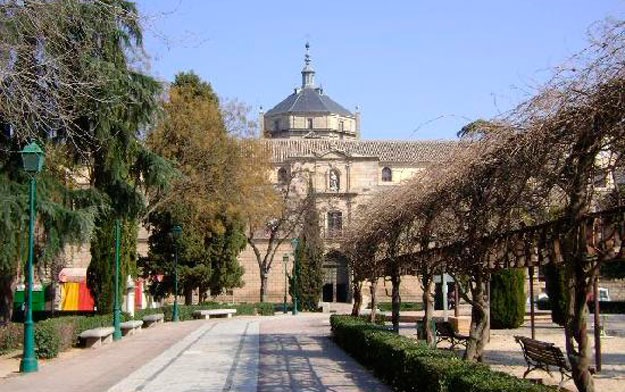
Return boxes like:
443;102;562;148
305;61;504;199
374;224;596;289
265;139;460;163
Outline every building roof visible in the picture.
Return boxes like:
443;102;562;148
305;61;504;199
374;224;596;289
265;43;353;118
266;139;461;163
265;87;354;117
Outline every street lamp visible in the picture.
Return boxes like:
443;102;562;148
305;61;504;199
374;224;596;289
282;254;289;314
290;238;299;315
20;141;44;373
171;225;182;322
113;219;122;341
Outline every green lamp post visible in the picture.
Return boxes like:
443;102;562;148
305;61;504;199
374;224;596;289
171;225;182;322
282;254;289;314
290;238;299;315
112;219;122;341
20;141;44;373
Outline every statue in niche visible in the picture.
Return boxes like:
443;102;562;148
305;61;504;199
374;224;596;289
329;170;339;191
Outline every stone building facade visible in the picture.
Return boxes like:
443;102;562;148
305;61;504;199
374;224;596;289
229;44;458;304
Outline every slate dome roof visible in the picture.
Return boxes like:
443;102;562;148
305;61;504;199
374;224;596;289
265;88;353;117
265;42;353;118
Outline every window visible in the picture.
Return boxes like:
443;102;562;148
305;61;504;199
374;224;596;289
277;167;288;184
327;211;343;238
329;169;340;191
382;167;392;182
307;118;313;129
339;120;344;131
274;119;280;131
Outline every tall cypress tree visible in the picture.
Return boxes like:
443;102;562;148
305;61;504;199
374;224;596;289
291;181;323;311
490;268;526;329
543;263;567;326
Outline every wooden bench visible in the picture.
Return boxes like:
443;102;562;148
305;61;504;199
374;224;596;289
142;313;165;328
79;327;115;348
193;309;237;319
435;321;469;349
120;320;143;336
514;335;572;388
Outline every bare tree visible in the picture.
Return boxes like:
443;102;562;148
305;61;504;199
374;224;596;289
244;164;312;302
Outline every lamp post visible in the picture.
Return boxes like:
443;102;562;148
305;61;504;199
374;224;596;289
171;225;182;322
113;219;122;341
290;238;299;315
20;142;44;373
282;254;289;314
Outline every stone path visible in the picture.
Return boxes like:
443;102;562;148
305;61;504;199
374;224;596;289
0;314;389;392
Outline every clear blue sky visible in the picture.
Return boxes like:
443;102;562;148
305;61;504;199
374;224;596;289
135;1;624;140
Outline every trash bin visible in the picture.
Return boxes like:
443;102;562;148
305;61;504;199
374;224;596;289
13;288;46;312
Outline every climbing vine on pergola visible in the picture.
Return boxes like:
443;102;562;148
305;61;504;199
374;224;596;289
342;19;625;392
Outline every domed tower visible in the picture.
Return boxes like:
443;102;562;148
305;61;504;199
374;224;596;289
262;43;360;140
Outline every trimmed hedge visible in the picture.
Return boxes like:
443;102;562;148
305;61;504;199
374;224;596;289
135;302;275;321
0;322;23;355
330;315;556;392
378;302;424;312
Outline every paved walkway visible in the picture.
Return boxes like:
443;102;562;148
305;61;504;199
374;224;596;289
0;314;389;392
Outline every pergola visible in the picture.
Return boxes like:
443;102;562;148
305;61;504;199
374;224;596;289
342;19;625;392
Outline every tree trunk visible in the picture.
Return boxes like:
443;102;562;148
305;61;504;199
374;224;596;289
391;265;401;332
421;273;435;346
564;252;595;392
184;286;193;305
0;274;16;324
260;269;269;303
351;279;362;316
559;122;598;392
465;274;490;362
368;278;378;323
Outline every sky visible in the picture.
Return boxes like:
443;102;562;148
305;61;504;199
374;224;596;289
135;1;625;140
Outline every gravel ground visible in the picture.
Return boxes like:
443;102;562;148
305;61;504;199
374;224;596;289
396;311;625;392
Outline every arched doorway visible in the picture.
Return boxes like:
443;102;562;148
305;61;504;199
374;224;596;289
322;250;350;303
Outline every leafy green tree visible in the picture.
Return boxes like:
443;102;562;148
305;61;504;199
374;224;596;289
490;268;525;329
145;71;248;302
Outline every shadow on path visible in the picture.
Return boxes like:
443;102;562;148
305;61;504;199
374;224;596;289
258;315;389;392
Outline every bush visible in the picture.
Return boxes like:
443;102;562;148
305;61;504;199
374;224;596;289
330;315;556;392
34;316;101;357
490;268;525;329
35;319;62;359
0;322;23;354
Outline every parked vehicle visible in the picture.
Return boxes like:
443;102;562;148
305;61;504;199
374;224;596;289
534;288;610;310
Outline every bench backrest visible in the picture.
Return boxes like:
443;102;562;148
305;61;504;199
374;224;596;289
515;336;570;370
